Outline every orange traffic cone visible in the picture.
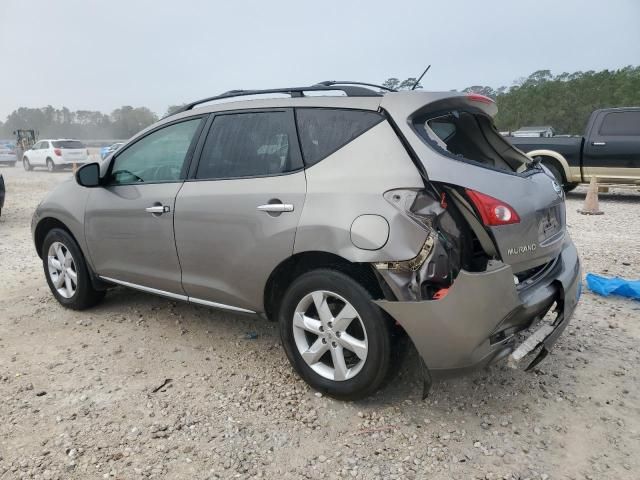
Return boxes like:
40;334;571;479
578;176;604;215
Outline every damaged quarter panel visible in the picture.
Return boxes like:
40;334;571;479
294;120;426;262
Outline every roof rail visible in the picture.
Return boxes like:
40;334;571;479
314;80;397;92
172;84;382;116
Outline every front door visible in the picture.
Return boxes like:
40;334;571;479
85;117;205;295
175;109;306;312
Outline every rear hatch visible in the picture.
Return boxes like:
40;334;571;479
381;92;566;274
53;140;88;162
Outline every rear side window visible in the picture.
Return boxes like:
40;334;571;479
196;111;302;180
52;140;85;149
598;111;640;136
295;108;383;166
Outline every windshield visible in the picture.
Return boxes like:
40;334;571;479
52;140;85;149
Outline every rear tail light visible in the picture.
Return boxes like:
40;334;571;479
54;148;62;156
465;189;520;226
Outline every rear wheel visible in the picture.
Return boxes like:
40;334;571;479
279;269;392;400
42;228;105;310
23;157;32;171
46;158;56;172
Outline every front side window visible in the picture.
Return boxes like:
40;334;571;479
196;111;301;180
110;118;202;185
599;111;640;136
295;108;383;166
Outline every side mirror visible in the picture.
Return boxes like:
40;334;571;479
76;162;101;188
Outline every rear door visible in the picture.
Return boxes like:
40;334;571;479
174;109;306;313
582;110;640;182
85;117;205;295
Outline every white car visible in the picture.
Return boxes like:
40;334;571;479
23;139;89;172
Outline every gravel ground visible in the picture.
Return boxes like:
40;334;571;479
1;165;639;480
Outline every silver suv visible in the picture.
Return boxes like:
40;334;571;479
32;82;581;400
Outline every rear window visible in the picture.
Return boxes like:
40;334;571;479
52;140;85;149
295;108;383;166
415;111;529;173
598;111;640;136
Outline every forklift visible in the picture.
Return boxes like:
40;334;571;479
14;129;38;162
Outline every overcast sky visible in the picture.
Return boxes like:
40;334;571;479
0;0;638;119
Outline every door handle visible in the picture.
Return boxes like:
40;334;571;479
257;203;294;213
592;141;606;146
145;205;170;214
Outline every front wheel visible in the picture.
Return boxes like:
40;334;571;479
42;228;105;310
23;157;32;171
279;269;392;400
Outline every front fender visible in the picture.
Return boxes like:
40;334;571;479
32;179;91;265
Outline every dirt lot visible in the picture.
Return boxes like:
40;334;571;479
1;165;639;480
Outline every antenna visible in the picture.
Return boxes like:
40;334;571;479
411;65;431;90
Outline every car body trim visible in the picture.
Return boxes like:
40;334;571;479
99;276;256;314
187;296;255;314
99;276;189;301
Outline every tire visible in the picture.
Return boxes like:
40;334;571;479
563;183;578;193
23;157;32;171
46;158;56;172
42;228;105;310
279;269;392;400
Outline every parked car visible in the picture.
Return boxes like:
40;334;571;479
0;173;4;216
100;142;125;159
509;108;640;191
22;139;89;172
0;143;17;167
31;83;581;400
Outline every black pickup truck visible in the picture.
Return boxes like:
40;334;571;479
508;107;640;191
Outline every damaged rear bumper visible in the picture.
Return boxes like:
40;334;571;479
375;237;581;373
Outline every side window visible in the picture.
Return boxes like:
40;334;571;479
295;108;384;166
598;111;640;136
40;141;49;149
110;118;202;185
32;142;42;150
195;111;302;180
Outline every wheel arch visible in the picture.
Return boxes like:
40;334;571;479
34;217;78;259
526;149;572;182
263;251;388;321
34;216;107;290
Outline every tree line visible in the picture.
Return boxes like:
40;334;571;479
1;66;638;140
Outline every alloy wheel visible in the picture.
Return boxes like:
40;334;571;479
47;241;78;298
292;290;368;381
